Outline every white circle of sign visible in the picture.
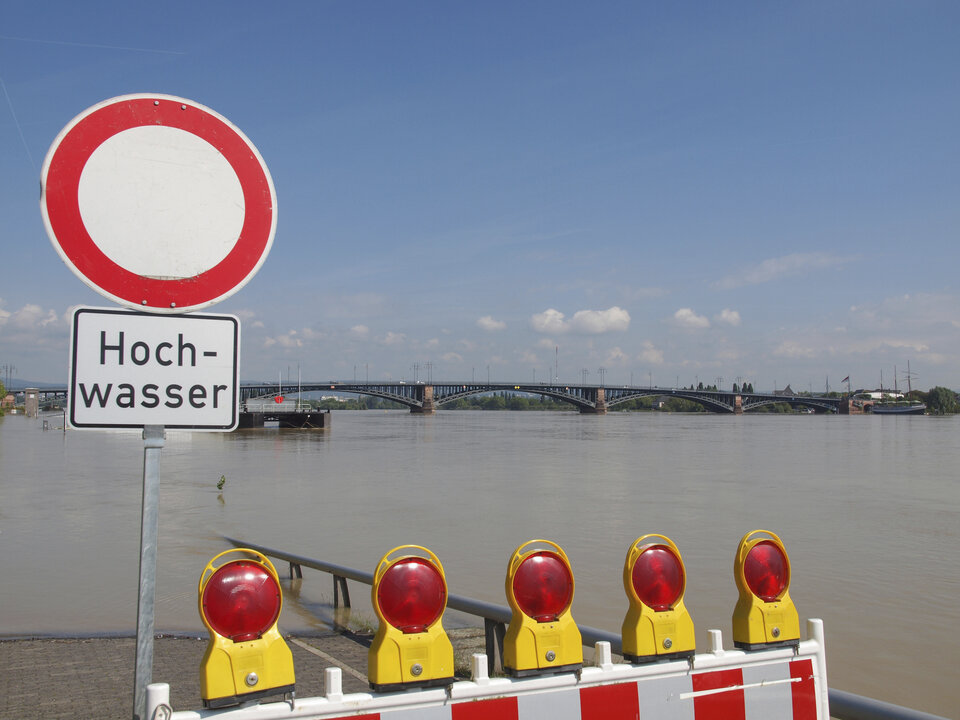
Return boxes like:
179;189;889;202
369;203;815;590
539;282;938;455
78;126;245;278
41;94;276;313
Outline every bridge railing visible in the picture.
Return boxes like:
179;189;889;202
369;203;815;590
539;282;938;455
221;537;947;720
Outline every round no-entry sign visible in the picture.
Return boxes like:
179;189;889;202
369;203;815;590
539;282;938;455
41;94;276;313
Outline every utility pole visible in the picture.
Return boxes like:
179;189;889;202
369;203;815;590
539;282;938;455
598;367;606;387
1;364;14;389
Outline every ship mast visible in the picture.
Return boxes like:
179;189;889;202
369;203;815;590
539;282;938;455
903;360;917;395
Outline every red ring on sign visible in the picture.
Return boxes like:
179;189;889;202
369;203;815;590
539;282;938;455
42;96;274;311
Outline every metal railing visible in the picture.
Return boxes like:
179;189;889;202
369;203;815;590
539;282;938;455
222;537;948;720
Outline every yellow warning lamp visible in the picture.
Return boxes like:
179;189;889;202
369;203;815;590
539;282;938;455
197;549;295;708
503;539;583;676
732;529;800;649
368;545;454;691
621;534;695;662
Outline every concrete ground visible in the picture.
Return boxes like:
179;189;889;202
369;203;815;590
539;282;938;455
0;628;486;720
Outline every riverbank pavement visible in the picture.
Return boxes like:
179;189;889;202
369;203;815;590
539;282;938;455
0;628;486;719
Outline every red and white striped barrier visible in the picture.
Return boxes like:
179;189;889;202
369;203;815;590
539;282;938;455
148;620;829;720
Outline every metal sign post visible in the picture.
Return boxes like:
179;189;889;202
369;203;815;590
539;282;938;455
40;93;275;720
133;425;165;720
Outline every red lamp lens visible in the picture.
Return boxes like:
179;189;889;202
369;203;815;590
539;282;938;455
201;560;281;642
744;540;789;602
512;551;573;622
632;545;684;611
377;558;446;633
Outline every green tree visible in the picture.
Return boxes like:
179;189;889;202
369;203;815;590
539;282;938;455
662;397;707;412
750;402;793;413
925;386;959;414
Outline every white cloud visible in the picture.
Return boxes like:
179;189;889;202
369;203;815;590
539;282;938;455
605;346;629;365
3;304;58;330
477;315;506;331
531;307;630;334
714;252;854;290
263;331;303;349
672;308;710;329
0;303;64;336
441;352;463;363
530;308;568;334
715;308;741;326
773;341;818;359
638;341;665;365
569;307;630;333
381;331;406;346
349;324;369;338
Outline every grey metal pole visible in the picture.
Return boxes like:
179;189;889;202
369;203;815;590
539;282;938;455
133;425;165;720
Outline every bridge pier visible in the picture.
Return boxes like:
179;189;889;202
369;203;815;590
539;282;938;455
837;398;862;414
410;384;436;414
25;388;39;418
734;395;743;414
578;388;608;414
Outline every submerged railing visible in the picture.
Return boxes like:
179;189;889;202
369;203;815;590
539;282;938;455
222;536;948;720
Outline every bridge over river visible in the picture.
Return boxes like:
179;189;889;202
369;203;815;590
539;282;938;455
240;381;847;415
20;382;848;416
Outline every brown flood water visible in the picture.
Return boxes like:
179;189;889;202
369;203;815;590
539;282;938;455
0;411;956;716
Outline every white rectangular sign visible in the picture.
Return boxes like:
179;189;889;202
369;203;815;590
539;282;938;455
68;307;239;430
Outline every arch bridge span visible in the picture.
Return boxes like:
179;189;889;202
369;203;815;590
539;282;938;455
239;382;843;415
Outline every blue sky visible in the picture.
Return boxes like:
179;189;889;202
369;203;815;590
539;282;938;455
2;2;958;391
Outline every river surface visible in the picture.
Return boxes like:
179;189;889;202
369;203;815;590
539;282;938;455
1;410;957;716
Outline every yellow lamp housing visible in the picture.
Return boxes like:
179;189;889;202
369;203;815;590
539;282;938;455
732;529;800;649
197;549;295;708
621;534;695;663
368;545;454;692
503;539;582;677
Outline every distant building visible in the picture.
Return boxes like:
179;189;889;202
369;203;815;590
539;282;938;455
863;390;904;400
1;394;14;409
